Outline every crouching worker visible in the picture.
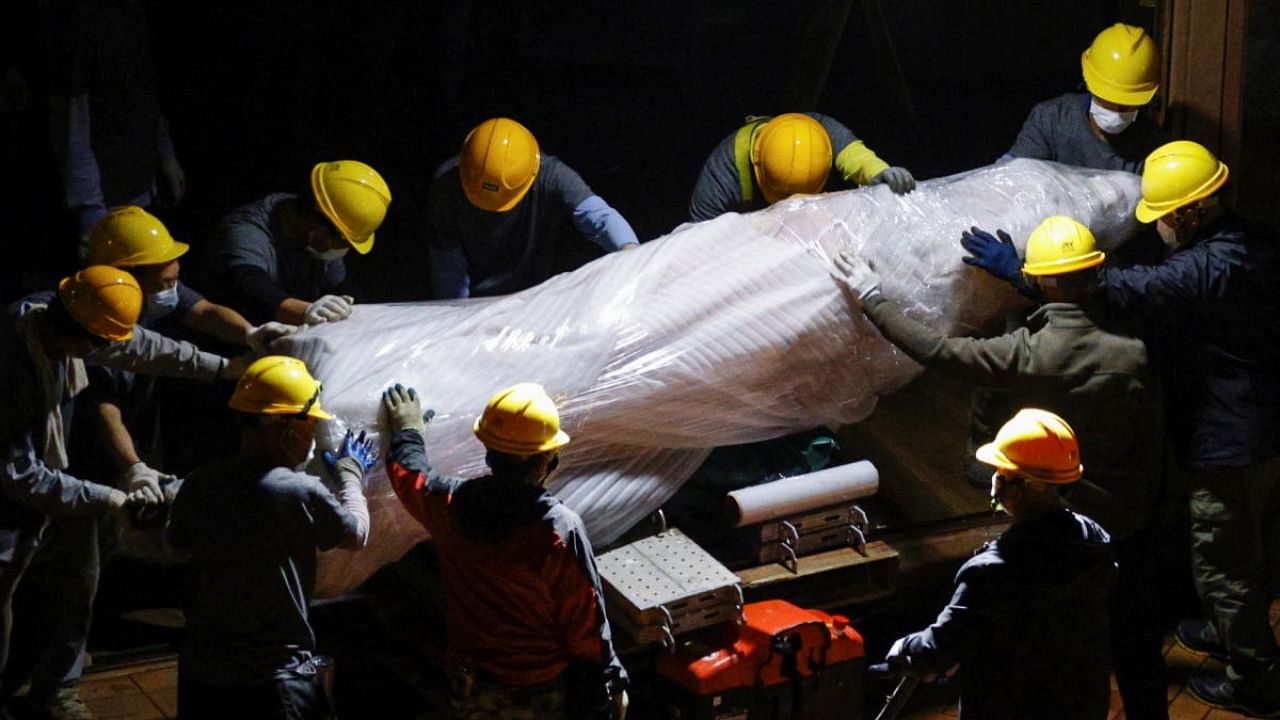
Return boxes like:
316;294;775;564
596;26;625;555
167;356;374;719
382;383;628;720
887;409;1115;720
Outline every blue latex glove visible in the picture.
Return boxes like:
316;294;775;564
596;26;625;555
322;430;379;474
960;227;1021;282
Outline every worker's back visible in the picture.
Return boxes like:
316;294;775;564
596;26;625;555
951;508;1114;719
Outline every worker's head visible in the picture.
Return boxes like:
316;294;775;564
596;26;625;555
751;113;833;205
45;266;143;357
474;383;570;487
459;118;541;213
229;355;332;465
1020;215;1105;301
1081;24;1160;134
1136;140;1229;250
977;408;1082;519
307;160;391;257
87;206;187;318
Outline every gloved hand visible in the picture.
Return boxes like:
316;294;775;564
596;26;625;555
322;430;380;475
832;250;882;303
303;295;355;325
246;322;300;353
871;166;917;194
886;637;908;667
382;383;433;434
960;227;1022;282
124;461;165;506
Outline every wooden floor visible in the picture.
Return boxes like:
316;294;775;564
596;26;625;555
74;602;1280;720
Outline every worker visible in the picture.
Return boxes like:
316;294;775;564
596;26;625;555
964;140;1280;717
427;117;639;299
689;112;915;222
886;408;1114;720
167;356;374;719
1005;23;1167;173
46;0;186;257
0;266;243;719
382;382;627;720
835;215;1167;719
203;160;391;325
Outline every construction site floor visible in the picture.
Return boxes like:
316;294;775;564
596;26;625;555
70;601;1280;720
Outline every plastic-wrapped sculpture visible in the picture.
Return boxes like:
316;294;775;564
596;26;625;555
280;159;1142;596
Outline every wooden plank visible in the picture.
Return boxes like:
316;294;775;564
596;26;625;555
82;693;165;720
737;541;898;587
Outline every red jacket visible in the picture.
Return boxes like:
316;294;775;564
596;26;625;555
386;429;625;692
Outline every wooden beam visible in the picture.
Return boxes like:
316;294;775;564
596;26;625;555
1160;0;1248;174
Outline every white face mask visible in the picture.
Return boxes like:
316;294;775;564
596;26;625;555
307;246;349;262
1156;219;1185;251
1089;99;1138;135
143;286;180;319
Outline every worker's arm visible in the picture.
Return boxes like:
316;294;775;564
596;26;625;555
384;428;465;531
550;511;629;712
1098;242;1223;323
1006;100;1055;161
860;294;1028;386
86;326;231;383
891;563;1001;675
182;298;254;347
572;196;640;251
92;400;142;472
812;113;891;187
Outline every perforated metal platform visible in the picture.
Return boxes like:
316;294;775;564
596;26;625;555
598;529;743;647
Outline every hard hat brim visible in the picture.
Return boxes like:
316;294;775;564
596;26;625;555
347;233;374;255
975;441;1082;483
1136;161;1229;224
1022;250;1106;277
473;420;570;455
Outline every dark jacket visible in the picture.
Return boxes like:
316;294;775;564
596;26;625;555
898;508;1114;720
862;296;1160;538
1099;213;1280;470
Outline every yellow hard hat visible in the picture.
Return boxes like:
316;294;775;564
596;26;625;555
460;118;541;213
751;113;833;205
976;408;1082;484
310;160;392;255
1021;216;1105;277
56;265;142;342
227;355;332;420
87;206;189;267
1135;141;1229;223
473;383;570;455
1081;23;1160;106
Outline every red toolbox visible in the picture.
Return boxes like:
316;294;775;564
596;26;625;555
655;599;865;720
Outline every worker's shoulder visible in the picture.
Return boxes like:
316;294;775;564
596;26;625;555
540;498;588;541
219;192;292;235
1026;92;1088;122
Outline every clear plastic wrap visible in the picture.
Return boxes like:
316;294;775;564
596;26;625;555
280;159;1142;596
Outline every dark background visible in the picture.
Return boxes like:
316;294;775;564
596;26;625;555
3;0;1170;305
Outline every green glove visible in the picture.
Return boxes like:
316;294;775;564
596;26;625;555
383;383;432;433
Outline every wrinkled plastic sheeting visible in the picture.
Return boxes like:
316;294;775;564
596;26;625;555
282;159;1142;597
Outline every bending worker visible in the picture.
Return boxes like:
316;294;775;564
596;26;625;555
963;140;1280;717
835;215;1166;719
1;266;243;718
689;111;915;222
203;160;391;326
1005;23;1167;173
383;382;627;720
428;117;639;299
168;356;374;719
887;409;1114;720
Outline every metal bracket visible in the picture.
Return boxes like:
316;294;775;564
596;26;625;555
651;509;668;535
658;605;676;652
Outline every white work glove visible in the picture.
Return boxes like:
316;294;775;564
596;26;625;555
303;294;354;325
871;166;916;195
832;250;882;302
246;322;300;353
124;461;165;506
382;383;433;434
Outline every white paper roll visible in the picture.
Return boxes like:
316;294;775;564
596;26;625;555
727;461;879;527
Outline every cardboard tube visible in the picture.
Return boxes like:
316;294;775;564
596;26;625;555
727;461;879;527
